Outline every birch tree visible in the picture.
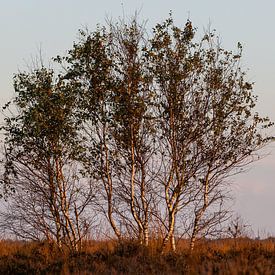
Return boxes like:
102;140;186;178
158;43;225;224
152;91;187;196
1;67;95;251
148;16;272;252
108;19;157;246
2;14;272;254
59;19;159;245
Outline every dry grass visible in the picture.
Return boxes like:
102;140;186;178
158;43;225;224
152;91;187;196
0;238;273;274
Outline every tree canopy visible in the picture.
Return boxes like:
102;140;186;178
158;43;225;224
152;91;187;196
1;15;273;252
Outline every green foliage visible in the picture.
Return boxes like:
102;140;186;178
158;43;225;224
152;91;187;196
1;67;85;193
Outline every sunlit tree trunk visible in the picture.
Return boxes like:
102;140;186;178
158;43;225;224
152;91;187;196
190;173;210;251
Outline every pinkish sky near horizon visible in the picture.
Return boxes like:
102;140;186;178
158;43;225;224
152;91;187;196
0;0;274;236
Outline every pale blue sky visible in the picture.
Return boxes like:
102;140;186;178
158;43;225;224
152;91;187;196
0;0;274;236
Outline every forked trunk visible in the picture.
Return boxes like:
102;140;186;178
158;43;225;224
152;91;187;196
161;210;176;252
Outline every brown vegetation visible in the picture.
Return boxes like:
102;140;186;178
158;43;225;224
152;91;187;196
0;238;273;274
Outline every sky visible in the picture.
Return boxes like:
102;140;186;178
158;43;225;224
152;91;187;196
0;0;274;236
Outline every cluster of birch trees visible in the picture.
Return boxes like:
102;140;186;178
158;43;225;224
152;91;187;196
0;16;272;252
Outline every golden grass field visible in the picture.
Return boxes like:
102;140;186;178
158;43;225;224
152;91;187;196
0;237;273;274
